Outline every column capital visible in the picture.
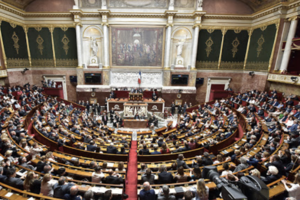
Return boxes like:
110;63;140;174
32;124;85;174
288;16;299;21
70;9;83;17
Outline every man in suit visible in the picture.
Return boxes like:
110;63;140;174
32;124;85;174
178;104;182;114
158;165;173;184
151;92;157;102
0;167;7;183
109;108;115;123
107;143;117;154
202;152;213;166
4;167;24;190
176;154;190;169
53;177;75;198
139;144;150;155
134;113;140;119
87;141;97;152
265;155;286;177
151;145;161;154
288;120;299;133
141;169;155;184
171;102;176;115
103;171;123;184
85;101;90;113
96;103;101;115
139;182;156;200
102;113;108;125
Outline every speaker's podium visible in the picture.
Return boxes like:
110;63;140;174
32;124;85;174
129;93;143;101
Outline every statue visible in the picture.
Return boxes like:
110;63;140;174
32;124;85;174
74;0;79;7
197;0;203;9
91;37;98;57
169;0;174;8
176;36;186;57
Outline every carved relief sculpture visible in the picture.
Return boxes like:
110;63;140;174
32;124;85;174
205;37;213;57
12;32;19;54
36;35;44;55
257;35;265;57
231;37;240;58
175;35;186;67
62;34;70;55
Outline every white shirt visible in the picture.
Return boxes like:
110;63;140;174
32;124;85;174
221;170;232;177
285;183;300;199
92;172;105;183
40;179;57;197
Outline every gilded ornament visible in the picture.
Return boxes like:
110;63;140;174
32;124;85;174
205;37;213;57
260;26;267;31
207;29;214;34
34;27;42;32
10;23;17;28
61;34;70;55
234;28;241;34
36;35;44;55
231;37;240;58
11;32;19;54
257;35;265;58
196;61;218;70
246;62;268;71
61;26;69;32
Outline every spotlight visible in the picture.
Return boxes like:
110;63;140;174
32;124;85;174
249;71;255;76
21;68;29;74
291;77;299;82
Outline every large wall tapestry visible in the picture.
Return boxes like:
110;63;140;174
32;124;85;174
110;26;164;67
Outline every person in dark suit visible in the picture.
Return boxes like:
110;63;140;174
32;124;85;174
109;108;115;123
261;166;280;184
4;167;24;190
85;101;90;113
171;102;176;115
103;171;123;184
53;177;75;198
139;145;150;155
102;113;108;125
106;143;117;154
152;91;157;101
96;103;101;115
141;169;155;184
202;152;213;166
178;104;182;115
109;90;115;99
158;165;173;184
265;155;286;177
0;167;7;183
134;113;140;119
176;154;190;169
87;141;97;152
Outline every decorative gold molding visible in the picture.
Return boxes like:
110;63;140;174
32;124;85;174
218;28;227;69
231;37;240;58
56;59;78;67
257;35;265;58
34;26;42;32
207;29;214;34
11;31;19;54
23;26;31;67
36;35;44;55
31;59;54;67
196;61;218;70
220;61;244;70
101;22;109;27
246;61;268;71
205;37;213;57
61;26;69;32
6;58;29;68
49;26;56;67
268;73;300;86
61;34;70;55
0;21;7;68
234;28;241;34
244;29;253;69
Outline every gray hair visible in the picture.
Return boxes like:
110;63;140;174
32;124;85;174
240;157;247;164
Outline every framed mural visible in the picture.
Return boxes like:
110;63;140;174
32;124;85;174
110;26;164;68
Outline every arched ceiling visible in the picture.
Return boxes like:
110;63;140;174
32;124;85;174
2;0;284;12
237;0;285;12
2;0;36;10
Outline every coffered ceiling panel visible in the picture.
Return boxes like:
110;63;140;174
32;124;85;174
237;0;283;12
2;0;35;9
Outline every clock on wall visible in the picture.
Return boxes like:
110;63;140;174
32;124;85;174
177;93;182;98
91;92;96;97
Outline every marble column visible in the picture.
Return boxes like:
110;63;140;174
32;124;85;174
191;25;200;69
164;25;172;69
280;18;298;72
75;24;83;68
103;24;109;68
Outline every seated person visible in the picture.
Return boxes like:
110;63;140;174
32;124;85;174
261;166;280;184
4;167;24;190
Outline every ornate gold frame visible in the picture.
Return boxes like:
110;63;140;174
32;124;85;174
109;25;165;69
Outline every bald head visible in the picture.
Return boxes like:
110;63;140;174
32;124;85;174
70;185;79;196
143;182;150;190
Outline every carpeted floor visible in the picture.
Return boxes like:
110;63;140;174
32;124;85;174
125;141;138;200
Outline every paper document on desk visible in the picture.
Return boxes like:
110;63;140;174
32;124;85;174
112;188;123;195
107;162;114;167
